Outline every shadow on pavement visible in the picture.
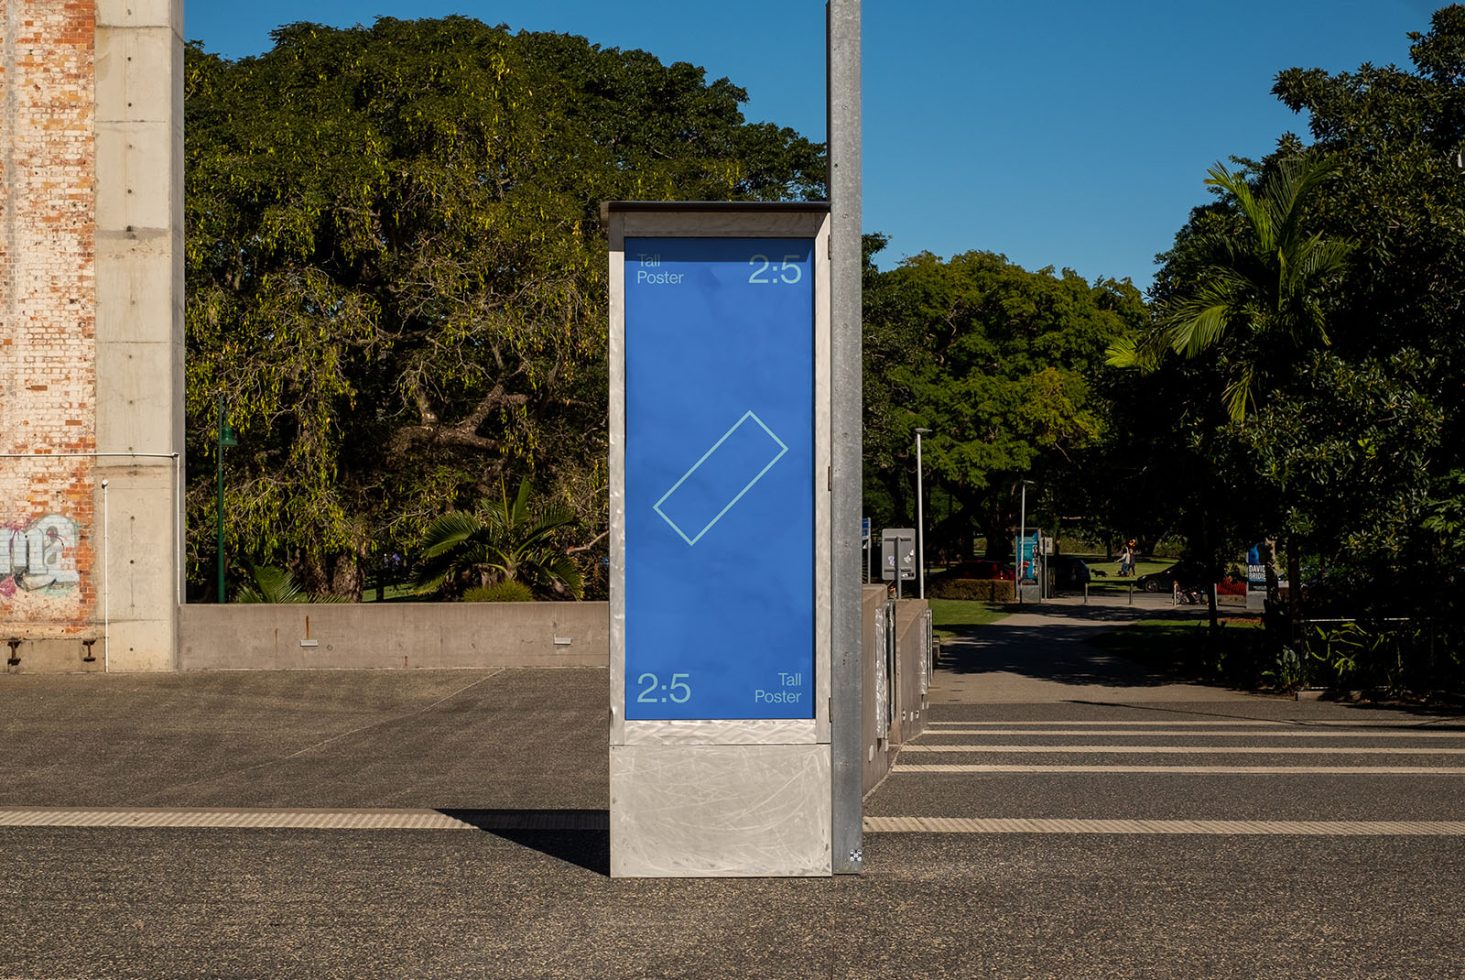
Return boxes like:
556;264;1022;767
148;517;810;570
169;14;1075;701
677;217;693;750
936;624;1199;689
438;809;609;876
1001;599;1217;624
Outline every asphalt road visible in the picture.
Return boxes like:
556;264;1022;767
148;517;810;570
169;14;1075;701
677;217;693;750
3;603;1464;978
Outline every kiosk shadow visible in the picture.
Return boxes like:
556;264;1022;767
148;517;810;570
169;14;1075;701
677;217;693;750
438;809;610;876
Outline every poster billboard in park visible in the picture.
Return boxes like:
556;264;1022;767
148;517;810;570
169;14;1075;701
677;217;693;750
623;236;816;721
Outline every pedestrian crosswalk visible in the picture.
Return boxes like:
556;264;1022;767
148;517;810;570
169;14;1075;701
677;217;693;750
892;718;1465;777
868;714;1465;833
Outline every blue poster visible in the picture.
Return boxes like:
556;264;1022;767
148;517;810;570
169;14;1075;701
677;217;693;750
624;237;815;720
1016;532;1040;583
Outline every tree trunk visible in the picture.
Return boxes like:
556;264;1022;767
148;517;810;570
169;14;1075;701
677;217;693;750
330;553;364;601
1200;508;1218;633
300;552;330;597
1262;537;1281;606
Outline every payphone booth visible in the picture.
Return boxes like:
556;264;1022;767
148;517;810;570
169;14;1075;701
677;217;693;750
605;202;833;877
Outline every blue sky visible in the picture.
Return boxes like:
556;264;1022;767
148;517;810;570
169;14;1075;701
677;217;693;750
186;1;1439;290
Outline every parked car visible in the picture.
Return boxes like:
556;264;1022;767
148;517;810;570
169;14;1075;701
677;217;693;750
941;558;1015;581
1136;560;1209;593
1048;555;1091;591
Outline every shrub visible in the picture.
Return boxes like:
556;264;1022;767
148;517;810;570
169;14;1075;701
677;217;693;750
463;579;535;603
929;578;1014;602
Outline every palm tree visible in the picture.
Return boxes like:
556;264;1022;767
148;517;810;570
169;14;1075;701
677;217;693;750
1109;155;1353;421
234;563;344;603
415;477;584;599
1108;154;1353;633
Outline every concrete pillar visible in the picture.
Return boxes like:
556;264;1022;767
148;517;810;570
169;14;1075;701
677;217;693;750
93;0;184;669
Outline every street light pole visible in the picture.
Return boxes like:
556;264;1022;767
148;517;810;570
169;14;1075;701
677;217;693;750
828;0;864;877
216;397;237;603
915;427;930;599
1018;478;1033;604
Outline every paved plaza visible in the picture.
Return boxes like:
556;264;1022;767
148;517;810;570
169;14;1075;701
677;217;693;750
3;598;1463;978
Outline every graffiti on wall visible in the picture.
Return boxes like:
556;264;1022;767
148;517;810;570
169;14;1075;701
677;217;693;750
0;515;81;604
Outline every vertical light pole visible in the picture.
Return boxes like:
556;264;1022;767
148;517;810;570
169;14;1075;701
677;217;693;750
828;0;863;876
914;427;930;599
1018;478;1033;603
216;397;236;602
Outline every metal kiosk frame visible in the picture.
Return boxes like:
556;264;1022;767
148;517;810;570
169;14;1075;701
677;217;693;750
605;202;834;877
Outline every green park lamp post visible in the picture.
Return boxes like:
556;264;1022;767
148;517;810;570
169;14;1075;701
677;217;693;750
216;397;237;602
914;427;931;599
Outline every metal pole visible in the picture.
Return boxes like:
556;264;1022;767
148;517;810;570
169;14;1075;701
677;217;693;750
216;397;226;603
828;0;864;876
915;428;929;599
1018;481;1027;604
101;479;110;672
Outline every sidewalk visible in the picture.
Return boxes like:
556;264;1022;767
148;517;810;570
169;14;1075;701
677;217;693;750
930;593;1256;704
0;668;609;810
5;617;1465;977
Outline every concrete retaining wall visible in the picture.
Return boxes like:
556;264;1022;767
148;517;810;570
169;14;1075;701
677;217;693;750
179;602;609;671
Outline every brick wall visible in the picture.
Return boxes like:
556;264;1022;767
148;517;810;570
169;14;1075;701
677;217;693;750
0;0;97;634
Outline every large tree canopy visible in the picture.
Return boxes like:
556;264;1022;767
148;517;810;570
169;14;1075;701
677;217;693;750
185;17;824;598
1115;5;1465;636
862;247;1143;558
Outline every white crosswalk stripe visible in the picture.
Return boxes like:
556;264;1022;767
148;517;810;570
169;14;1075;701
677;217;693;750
896;764;1465;775
901;744;1465;754
864;817;1465;835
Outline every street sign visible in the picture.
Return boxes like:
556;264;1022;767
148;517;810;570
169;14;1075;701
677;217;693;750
881;528;916;581
861;516;871;546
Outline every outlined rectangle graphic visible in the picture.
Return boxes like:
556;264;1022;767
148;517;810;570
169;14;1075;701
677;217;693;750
653;411;789;546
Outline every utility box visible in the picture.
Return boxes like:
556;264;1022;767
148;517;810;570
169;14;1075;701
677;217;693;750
881;528;916;582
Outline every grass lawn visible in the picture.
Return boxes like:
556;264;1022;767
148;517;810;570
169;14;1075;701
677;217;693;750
1072;553;1176;594
927;598;1009;637
1090;616;1264;679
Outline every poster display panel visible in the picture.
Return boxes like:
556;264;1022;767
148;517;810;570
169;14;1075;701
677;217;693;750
624;236;815;721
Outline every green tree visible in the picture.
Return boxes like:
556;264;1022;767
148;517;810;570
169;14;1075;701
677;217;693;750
1109;154;1353;623
185;17;825;599
1110;156;1353;422
863;247;1142;559
1265;5;1465;623
1111;6;1465;656
415;477;583;600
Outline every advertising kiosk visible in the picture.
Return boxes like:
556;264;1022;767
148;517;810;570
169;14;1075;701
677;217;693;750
605;202;833;877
